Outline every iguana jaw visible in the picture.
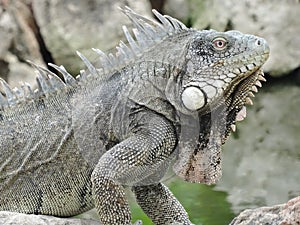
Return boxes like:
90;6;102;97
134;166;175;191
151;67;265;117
222;68;266;141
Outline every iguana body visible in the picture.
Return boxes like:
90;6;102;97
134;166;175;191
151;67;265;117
0;8;269;225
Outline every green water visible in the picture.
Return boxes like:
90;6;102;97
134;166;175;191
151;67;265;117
131;178;235;225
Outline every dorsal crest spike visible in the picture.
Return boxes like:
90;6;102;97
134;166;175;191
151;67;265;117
164;15;187;31
151;9;175;32
20;82;35;99
117;7;189;65
36;74;51;94
0;78;16;105
132;28;151;47
79;69;88;80
48;74;66;90
118;41;134;59
76;51;98;75
30;64;51;94
122;26;141;55
115;46;126;63
92;48;113;69
28;60;67;94
48;63;76;85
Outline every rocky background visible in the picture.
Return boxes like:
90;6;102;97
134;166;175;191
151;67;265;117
0;0;299;224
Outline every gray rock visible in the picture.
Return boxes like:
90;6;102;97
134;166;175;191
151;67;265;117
32;0;151;75
5;53;38;88
1;0;151;87
0;4;18;82
0;1;45;87
0;211;101;225
216;83;300;213
188;0;300;77
230;196;300;225
163;0;189;24
0;6;16;58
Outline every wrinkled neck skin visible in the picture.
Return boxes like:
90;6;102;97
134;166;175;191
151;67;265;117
173;102;227;185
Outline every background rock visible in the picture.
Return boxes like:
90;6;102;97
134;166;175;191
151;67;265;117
163;0;189;24
0;0;151;87
32;0;151;75
0;0;43;88
230;196;300;225
0;211;101;225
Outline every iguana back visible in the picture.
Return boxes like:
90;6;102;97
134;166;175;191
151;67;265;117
0;65;130;215
0;86;96;215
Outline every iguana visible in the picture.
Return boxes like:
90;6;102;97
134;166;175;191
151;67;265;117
0;7;269;225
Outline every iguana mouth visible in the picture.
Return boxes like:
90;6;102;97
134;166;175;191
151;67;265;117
222;68;266;141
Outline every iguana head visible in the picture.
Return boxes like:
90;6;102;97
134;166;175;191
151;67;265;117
172;30;270;184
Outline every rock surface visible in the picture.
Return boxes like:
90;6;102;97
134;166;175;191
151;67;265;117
0;0;43;88
230;196;300;225
0;211;101;225
0;0;151;86
32;0;151;74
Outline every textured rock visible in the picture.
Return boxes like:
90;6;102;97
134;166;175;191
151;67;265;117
216;83;300;213
32;0;151;75
1;0;151;87
230;196;300;225
0;211;101;225
0;0;45;88
0;5;15;58
188;0;300;76
163;0;189;24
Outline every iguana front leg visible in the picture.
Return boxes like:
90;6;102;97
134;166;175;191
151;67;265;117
91;112;190;225
133;183;192;225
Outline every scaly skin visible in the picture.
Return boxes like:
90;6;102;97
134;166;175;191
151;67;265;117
0;8;269;225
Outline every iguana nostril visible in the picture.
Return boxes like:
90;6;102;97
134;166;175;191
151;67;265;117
254;38;270;54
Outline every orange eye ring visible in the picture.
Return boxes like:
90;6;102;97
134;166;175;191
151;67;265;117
212;37;227;50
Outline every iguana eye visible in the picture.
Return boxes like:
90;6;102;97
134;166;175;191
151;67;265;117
212;37;227;50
